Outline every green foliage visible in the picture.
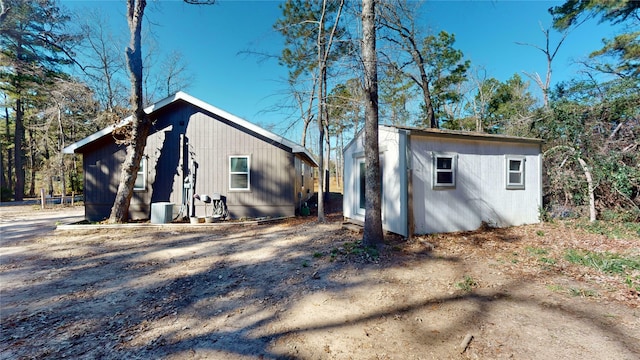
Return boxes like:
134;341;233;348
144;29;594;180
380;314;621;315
423;31;471;127
564;249;640;274
573;219;640;239
274;0;350;81
379;67;415;126
624;275;640;292
538;77;640;221
550;0;639;78
455;275;478;292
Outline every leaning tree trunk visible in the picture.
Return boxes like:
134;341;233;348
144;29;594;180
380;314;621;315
361;0;383;248
577;157;596;222
109;0;149;223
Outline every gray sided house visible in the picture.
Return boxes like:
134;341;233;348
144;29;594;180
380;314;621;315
64;92;317;222
343;125;543;236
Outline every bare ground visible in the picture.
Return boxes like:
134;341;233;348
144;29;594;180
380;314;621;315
0;205;639;359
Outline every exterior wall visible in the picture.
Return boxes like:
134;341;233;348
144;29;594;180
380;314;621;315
410;134;541;234
80;101;312;221
343;127;408;236
81;137;150;222
293;157;314;209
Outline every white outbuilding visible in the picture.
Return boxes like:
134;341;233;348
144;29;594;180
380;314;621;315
343;125;543;237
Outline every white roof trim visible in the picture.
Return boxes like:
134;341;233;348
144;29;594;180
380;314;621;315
63;91;318;166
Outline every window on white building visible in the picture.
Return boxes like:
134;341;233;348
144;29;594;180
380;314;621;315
433;153;457;189
506;156;525;189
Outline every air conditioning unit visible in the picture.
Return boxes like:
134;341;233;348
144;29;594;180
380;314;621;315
151;202;174;224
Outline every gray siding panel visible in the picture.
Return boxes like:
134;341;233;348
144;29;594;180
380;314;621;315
79;101;312;221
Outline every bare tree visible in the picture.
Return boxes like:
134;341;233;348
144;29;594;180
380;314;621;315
159;50;194;97
378;0;437;128
361;0;383;247
77;9;129;122
516;23;569;108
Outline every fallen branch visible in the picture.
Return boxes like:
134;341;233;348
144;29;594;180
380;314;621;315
460;333;474;353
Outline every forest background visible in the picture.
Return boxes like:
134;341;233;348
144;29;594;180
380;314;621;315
0;0;638;224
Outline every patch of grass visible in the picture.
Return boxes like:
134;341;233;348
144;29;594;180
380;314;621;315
568;287;598;298
526;246;548;256
312;251;323;258
564;249;640;275
301;260;309;268
365;246;379;260
536;230;545;237
525;246;556;266
330;248;338;262
456;275;478;292
547;284;564;292
573;220;640;240
624;275;640;292
539;257;557;265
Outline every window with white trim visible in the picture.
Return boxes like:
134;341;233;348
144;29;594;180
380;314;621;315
229;156;250;191
134;157;147;191
433;153;456;189
506;156;525;189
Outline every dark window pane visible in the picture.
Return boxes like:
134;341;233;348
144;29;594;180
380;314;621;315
437;171;453;184
509;173;521;185
509;159;521;171
437;157;452;170
230;174;248;189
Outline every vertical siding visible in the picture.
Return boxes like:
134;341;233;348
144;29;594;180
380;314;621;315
411;135;541;234
82;139;128;221
342;127;407;236
181;106;296;218
80;101;310;221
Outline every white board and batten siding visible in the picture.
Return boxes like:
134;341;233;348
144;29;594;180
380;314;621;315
410;132;542;234
343;125;542;236
343;126;409;236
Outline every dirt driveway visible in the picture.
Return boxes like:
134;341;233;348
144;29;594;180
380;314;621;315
0;205;639;359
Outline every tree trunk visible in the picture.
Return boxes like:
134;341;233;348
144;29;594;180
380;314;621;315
361;0;384;248
419;68;437;128
14;98;24;201
577;157;596;222
27;127;37;197
109;0;148;223
316;62;326;222
58;106;66;196
324;120;330;197
4;98;11;192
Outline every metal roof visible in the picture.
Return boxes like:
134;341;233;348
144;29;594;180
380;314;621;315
382;124;543;144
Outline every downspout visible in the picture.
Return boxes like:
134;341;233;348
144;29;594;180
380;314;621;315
179;133;186;219
404;130;414;239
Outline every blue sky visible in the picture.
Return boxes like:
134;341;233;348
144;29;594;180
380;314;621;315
62;0;620;141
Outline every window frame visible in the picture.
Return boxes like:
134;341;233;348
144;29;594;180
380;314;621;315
432;152;457;189
505;155;525;190
133;156;147;191
229;155;251;191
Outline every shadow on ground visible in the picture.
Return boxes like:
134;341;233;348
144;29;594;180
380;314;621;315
0;208;638;359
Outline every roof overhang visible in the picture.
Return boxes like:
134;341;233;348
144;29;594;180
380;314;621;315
383;124;544;145
63;91;318;167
